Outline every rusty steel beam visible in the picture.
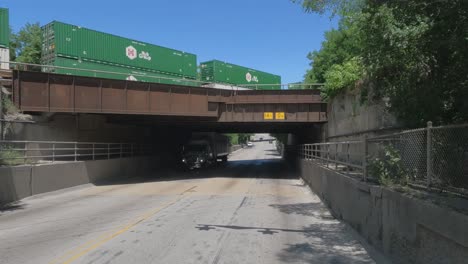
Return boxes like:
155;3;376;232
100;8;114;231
12;70;327;122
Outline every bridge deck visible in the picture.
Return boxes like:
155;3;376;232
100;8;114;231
12;71;327;123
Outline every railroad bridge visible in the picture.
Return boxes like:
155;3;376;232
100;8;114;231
8;70;326;128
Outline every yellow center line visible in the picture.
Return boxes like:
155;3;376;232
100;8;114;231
49;186;197;264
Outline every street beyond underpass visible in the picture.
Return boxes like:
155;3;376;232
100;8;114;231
0;139;377;264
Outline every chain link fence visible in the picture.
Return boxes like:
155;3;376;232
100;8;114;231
367;128;428;185
300;122;468;196
429;124;468;192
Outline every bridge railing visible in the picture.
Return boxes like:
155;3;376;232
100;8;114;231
300;122;468;196
0;140;151;166
301;141;365;179
1;61;323;91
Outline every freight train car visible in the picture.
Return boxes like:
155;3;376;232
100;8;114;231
41;21;198;85
200;60;281;90
47;57;198;86
0;8;9;70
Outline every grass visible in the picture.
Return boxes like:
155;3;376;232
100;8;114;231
0;148;25;166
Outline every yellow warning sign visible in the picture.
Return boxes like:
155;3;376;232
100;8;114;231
275;112;285;120
264;112;274;120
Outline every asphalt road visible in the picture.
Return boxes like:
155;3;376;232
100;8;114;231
0;139;376;264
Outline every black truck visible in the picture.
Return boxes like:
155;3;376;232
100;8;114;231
181;133;230;170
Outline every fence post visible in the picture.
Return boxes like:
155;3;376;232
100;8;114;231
326;145;330;168
347;143;350;175
52;143;55;162
427;121;433;187
107;144;110;159
363;135;368;181
92;143;95;160
74;142;77;161
335;144;339;170
24;142;27;163
120;143;123;158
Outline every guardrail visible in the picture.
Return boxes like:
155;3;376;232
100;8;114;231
1;61;324;90
0;140;151;166
299;122;468;196
301;141;365;179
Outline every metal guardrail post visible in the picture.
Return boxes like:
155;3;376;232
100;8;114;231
311;145;315;160
107;144;110;159
363;135;368;181
24;142;27;163
74;142;77;161
427;121;433;187
347;143;350;175
52;143;55;162
120;143;122;158
92;143;95;160
335;144;338;170
326;145;330;168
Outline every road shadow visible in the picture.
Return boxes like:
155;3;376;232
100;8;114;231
278;241;374;264
266;202;375;263
196;223;322;235
194;222;374;263
269;202;333;219
0;201;26;214
93;158;299;186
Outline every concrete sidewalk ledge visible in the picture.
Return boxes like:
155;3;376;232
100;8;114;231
300;160;468;264
0;156;159;205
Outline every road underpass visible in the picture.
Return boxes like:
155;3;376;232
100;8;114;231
0;138;382;264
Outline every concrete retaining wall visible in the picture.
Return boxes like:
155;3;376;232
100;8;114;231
0;156;158;205
6;113;151;142
325;90;398;141
300;160;468;264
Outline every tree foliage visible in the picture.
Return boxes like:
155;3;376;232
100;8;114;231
291;0;364;16
297;0;468;126
322;57;363;99
10;23;42;64
225;134;253;145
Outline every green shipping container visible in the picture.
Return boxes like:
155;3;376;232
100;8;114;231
42;21;197;78
0;8;9;48
200;60;281;90
44;57;198;87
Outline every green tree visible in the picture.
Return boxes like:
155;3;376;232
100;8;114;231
9;26;17;61
305;16;362;84
359;1;468;126
11;23;42;64
295;0;468;126
238;134;253;144
322;57;363;99
291;0;363;16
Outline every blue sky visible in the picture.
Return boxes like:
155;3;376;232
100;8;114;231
3;0;337;84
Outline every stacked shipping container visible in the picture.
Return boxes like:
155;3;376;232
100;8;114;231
39;21;282;89
0;8;10;70
42;21;198;85
200;60;281;90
